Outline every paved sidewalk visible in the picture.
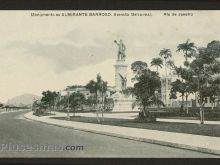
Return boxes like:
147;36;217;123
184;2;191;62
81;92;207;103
157;118;220;125
24;111;220;156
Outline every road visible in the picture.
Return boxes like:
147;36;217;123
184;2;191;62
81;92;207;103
0;110;219;158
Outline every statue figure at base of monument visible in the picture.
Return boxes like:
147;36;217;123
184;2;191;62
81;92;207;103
119;73;127;90
114;39;126;61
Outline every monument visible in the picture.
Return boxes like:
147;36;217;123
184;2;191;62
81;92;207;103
114;39;128;92
112;40;136;112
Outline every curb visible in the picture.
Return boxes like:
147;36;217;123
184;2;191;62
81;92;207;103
24;112;220;156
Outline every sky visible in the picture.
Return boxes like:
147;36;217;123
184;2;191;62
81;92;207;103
0;10;220;102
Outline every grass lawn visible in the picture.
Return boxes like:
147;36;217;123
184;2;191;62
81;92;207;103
160;115;220;121
159;116;199;120
33;112;56;117
52;116;220;137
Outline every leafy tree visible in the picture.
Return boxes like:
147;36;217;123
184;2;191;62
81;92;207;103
0;103;4;108
159;48;172;76
97;75;108;122
86;74;108;104
213;75;220;108
171;40;220;117
150;58;163;73
86;74;108;122
41;90;58;113
189;41;220;123
65;85;84;91
191;56;220;95
86;80;97;102
122;87;134;97
32;100;47;116
170;78;197;113
97;75;108;104
177;39;197;66
131;61;148;82
104;98;114;111
166;60;176;75
175;66;184;77
86;95;96;106
69;92;85;116
203;81;220;109
170;79;185;109
57;95;68;111
131;61;164;119
206;40;220;58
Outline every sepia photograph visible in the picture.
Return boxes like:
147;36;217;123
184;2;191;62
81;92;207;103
0;10;220;158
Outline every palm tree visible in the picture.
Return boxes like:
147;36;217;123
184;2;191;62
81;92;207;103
86;74;107;122
86;78;100;122
166;60;176;75
177;39;196;63
159;48;172;76
86;80;97;102
150;58;163;73
159;49;172;108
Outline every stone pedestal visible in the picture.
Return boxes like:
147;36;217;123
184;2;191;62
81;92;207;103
112;92;136;112
112;60;138;112
114;60;128;92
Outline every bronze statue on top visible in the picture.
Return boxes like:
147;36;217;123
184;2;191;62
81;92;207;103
114;39;126;61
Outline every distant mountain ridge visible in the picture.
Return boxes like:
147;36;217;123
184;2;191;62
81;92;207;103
6;94;41;106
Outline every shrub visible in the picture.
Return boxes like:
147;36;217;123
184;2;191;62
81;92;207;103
137;110;156;122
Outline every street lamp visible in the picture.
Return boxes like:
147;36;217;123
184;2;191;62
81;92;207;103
192;75;204;124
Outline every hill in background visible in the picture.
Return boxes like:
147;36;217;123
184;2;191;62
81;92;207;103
6;94;41;106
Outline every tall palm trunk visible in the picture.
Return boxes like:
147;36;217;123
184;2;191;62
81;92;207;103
199;95;204;124
143;105;147;117
101;85;104;122
217;95;220;108
95;91;100;123
184;50;190;62
185;93;189;114
211;96;214;110
181;94;184;112
165;59;167;76
164;60;167;107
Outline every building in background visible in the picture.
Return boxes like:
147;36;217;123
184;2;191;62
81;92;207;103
160;75;173;107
